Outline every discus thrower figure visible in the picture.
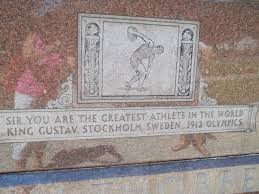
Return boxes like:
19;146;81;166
125;26;164;90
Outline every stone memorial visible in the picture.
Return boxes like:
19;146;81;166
0;0;259;193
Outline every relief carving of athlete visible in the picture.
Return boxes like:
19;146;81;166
125;26;164;90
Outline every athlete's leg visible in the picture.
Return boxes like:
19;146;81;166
13;92;34;170
172;135;192;151
192;134;210;156
138;70;147;88
32;142;47;168
14;144;32;170
126;57;142;87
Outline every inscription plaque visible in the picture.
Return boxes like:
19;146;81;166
78;14;199;103
0;105;257;143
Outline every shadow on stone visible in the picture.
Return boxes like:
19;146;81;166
46;145;123;168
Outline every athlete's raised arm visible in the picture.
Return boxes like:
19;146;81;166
127;26;154;47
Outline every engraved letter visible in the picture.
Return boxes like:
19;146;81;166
92;182;113;194
195;172;211;194
220;170;232;194
243;168;257;192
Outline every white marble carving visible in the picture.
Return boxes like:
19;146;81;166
78;14;199;103
199;76;218;106
0;105;257;143
47;74;73;108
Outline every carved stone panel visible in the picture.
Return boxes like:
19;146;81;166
78;15;199;103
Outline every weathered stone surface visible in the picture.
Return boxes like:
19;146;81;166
0;155;259;194
0;0;258;176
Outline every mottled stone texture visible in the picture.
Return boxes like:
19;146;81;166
0;0;258;107
0;0;259;173
1;163;259;194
